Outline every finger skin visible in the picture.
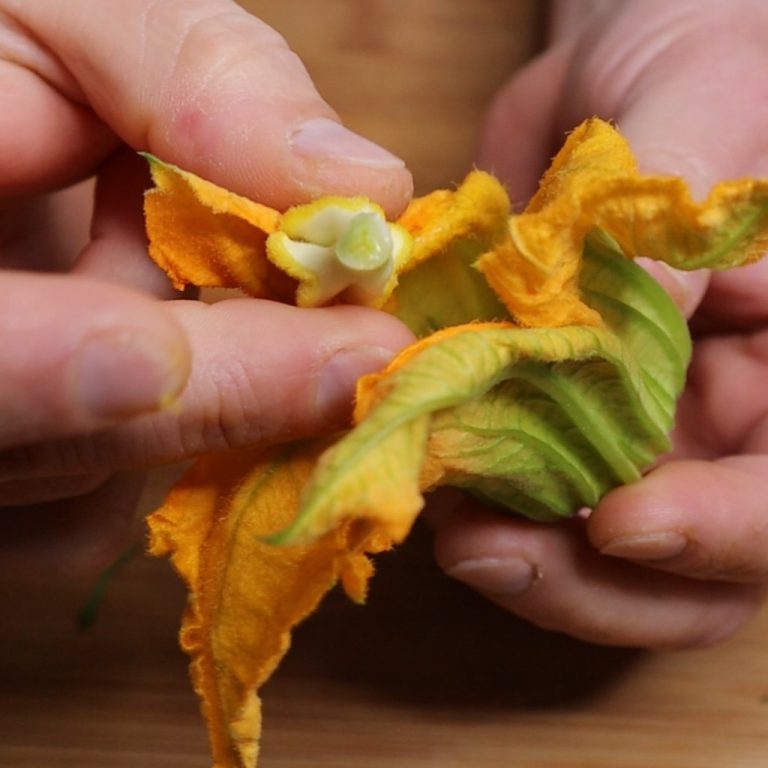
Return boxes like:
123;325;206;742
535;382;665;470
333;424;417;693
590;456;768;583
74;148;181;297
559;0;768;194
0;0;414;579
0;472;144;577
0;271;191;448
585;329;768;585
461;0;768;650
0;473;111;507
0;59;116;197
0;0;413;214
479;0;768;321
430;319;768;645
431;503;764;650
0;299;415;478
476;42;576;207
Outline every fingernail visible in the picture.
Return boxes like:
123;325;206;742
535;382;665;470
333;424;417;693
316;346;395;418
72;330;187;420
290;117;406;169
600;531;688;561
445;556;537;598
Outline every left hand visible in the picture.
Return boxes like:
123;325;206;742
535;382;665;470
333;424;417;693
0;0;414;576
428;0;768;649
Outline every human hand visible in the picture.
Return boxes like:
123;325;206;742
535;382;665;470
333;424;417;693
0;0;414;574
428;0;768;649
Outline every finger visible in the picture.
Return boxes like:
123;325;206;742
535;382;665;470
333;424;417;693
0;180;94;273
0;272;191;448
589;456;768;583
474;32;709;317
669;328;768;461
74;148;181;297
0;57;117;196
6;0;412;215
548;0;613;41
632;259;709;320
0;472;111;507
693;259;768;332
559;1;768;191
0;299;415;478
0;472;143;577
430;502;763;649
476;42;576;207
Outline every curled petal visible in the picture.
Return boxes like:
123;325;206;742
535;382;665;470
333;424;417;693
477;118;768;327
388;171;512;335
143;118;768;768
397;170;511;269
274;234;689;546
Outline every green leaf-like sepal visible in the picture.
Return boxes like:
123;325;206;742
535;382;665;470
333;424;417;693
273;233;690;544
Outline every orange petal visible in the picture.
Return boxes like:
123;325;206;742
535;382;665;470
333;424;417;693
143;156;283;297
397;170;511;271
477;118;768;327
147;442;387;768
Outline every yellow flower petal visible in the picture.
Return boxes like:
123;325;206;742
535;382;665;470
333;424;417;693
145;119;768;768
386;171;512;334
397;169;511;270
144;158;511;312
477;118;768;327
274;249;684;546
147;442;389;768
143;156;284;297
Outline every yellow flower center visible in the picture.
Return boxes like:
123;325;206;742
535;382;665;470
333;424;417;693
267;199;412;307
335;212;393;271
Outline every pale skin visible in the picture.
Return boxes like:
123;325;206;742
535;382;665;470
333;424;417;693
2;0;768;650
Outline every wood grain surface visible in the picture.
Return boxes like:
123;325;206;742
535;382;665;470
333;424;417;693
3;2;768;767
240;0;545;194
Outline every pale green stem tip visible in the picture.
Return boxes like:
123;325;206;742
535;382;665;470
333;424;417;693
335;212;393;272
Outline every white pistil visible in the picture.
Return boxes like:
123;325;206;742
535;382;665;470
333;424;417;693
335;212;393;272
268;202;410;306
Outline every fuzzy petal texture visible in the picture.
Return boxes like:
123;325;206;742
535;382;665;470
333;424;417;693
144;161;508;310
477;118;768;327
147;442;393;768
143;118;768;768
387;171;512;336
143;155;283;296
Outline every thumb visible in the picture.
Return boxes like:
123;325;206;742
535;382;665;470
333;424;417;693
479;1;768;317
476;42;577;207
5;0;412;216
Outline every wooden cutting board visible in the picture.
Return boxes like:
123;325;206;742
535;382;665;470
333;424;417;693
3;491;768;768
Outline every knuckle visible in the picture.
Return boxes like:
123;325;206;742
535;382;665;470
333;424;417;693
179;361;273;454
140;1;312;160
146;1;299;104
